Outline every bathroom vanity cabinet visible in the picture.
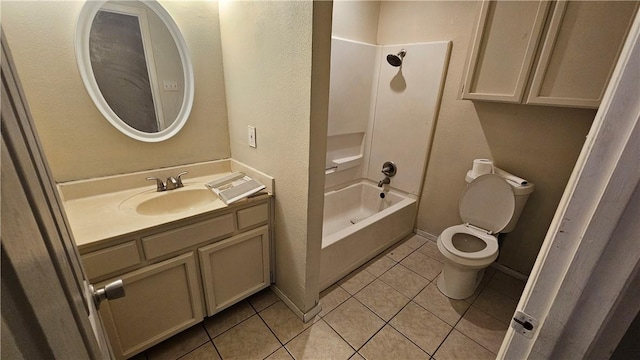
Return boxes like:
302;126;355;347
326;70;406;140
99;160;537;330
79;198;272;360
461;0;638;108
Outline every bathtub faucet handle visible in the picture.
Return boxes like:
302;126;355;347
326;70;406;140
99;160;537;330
381;161;397;177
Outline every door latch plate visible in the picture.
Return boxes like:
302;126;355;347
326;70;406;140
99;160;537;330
511;310;537;339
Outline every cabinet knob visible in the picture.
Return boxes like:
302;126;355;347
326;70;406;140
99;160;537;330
91;279;125;309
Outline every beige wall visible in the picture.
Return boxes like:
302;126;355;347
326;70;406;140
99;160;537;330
219;0;331;312
332;1;380;44
377;1;595;274
2;1;230;182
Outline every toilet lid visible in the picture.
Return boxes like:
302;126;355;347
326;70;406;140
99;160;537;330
459;174;515;233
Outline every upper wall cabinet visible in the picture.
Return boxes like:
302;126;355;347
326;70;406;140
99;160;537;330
461;1;639;109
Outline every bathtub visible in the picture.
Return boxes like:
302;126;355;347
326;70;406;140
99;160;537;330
319;181;417;290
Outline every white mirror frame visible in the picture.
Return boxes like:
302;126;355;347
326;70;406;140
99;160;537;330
75;0;194;142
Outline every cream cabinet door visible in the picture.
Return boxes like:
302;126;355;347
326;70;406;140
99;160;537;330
199;226;270;316
98;252;204;360
461;0;550;102
526;1;639;108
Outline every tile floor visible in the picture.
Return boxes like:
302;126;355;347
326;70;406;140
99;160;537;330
131;234;525;360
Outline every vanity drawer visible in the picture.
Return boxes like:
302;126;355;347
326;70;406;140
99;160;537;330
142;213;235;260
82;241;141;280
236;203;269;230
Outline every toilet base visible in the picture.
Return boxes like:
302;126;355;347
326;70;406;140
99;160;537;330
437;262;486;300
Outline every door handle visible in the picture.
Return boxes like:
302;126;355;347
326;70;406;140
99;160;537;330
90;279;125;309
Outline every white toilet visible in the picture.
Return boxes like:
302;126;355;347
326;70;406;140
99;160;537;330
436;172;534;299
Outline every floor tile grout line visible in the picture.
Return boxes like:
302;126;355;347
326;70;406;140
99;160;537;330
445;289;502;357
261;343;294;360
448;320;499;358
152;233;521;360
210;341;224;360
173;339;219;360
346;279;437;357
255;308;288;348
148;324;212;360
382;272;449;358
430;318;462;358
287;235;509;359
318;316;362;356
319;290;354;319
339;244;420;297
248;294;279;314
203;308;257;341
195;322;223;360
254;298;332;350
331;313;385;355
322;275;389;355
318;291;351;319
389;243;444;280
427;293;486;359
280;317;359;359
351;280;411;323
338;236;508;358
385;314;439;357
466;302;512;327
330;241;441;326
204;313;261;360
200;292;284;360
201;322;215;341
376;262;435;296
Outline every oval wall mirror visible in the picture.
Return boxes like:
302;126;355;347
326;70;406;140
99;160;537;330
76;0;194;142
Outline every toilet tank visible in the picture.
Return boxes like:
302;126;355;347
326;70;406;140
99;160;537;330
466;170;534;233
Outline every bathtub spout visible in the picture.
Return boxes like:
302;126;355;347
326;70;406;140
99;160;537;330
378;177;390;187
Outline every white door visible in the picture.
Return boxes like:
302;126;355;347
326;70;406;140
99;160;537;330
1;34;119;359
499;11;640;359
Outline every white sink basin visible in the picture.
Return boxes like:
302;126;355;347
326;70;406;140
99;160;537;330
120;187;218;216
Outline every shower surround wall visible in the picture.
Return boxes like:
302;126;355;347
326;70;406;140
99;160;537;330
368;41;450;194
324;38;379;189
320;37;450;288
325;37;451;194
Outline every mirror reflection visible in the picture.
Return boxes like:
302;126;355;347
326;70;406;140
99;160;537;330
89;1;184;133
76;0;194;142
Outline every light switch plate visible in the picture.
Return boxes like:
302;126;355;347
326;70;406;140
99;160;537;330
248;126;256;148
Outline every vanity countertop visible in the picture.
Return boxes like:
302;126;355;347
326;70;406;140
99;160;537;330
58;160;274;247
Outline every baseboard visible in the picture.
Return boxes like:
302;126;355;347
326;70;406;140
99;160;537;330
414;228;438;242
270;285;322;323
490;262;529;281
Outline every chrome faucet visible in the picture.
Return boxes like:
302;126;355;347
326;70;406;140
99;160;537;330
146;177;166;192
165;176;180;190
146;171;188;192
378;177;391;187
378;161;397;187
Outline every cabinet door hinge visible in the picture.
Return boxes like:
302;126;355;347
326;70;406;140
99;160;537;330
511;310;538;338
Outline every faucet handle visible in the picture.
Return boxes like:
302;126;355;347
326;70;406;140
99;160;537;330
176;171;188;188
381;161;397;177
146;177;166;192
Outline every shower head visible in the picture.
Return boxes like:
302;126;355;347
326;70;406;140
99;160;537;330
386;49;406;67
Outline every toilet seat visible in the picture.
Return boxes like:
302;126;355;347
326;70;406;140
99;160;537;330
437;174;514;266
439;224;498;260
